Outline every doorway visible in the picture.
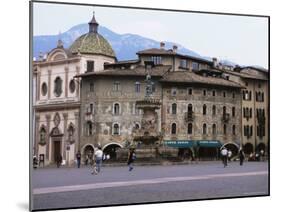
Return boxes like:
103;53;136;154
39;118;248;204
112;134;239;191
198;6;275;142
52;139;62;163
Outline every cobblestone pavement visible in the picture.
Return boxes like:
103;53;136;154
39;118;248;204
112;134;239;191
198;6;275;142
32;161;269;210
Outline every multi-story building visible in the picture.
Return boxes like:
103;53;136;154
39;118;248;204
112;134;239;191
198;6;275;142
77;44;244;160
222;66;269;155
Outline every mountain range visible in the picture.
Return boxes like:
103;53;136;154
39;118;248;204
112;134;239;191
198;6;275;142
33;23;213;62
35;23;259;70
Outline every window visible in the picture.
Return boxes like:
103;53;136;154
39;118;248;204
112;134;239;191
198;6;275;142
192;62;199;70
113;123;120;135
39;127;46;144
172;103;177;115
113;103;120;115
232;92;235;98
41;82;47;96
232;107;235;117
188;88;192;95
212;124;216;135
171;88;177;96
89;82;94;92
180;59;187;68
87;61;94;72
113;81;120;91
212;90;216;96
188;123;192;134
212;105;216;116
87;121;93;136
188;104;193;113
223;106;226;115
90;103;94;114
232;125;236;135
203;90;206;96
223;124;227;135
54;76;62;97
223;91;226;98
171;123;177;135
203;104;207;115
69;79;76;93
245;82;248;86
151;56;162;65
135;82;141;93
203;123;207;135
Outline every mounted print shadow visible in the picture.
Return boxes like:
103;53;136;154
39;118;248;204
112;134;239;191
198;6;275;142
30;1;269;211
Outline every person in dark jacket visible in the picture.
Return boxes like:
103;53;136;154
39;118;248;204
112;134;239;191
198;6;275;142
127;148;136;171
239;148;245;166
56;154;62;168
76;151;81;168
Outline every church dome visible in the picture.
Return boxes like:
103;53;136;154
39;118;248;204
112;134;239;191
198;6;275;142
69;12;116;58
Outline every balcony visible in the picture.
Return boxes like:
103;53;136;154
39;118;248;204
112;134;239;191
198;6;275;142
222;113;230;123
184;112;194;122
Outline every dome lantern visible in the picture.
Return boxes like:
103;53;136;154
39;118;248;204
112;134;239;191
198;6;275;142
88;11;99;33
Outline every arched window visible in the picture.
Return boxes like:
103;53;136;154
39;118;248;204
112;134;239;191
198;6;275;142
41;82;47;96
113;123;120;135
113;103;120;115
135;123;140;130
203;104;207;115
232;125;236;135
69;79;76;93
87;121;93;136
212;90;216;96
212;105;216;115
188;104;192;113
203;123;207;135
54;76;62;97
212;124;216;135
172;103;177;114
223;124;227;135
188;123;192;134
135;82;141;93
171;123;177;135
232;107;235;117
39;127;46;144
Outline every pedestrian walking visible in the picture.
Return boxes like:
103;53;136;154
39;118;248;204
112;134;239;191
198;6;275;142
221;147;228;168
127;148;136;171
56;154;62;168
260;149;265;161
76;151;81;168
227;150;232;162
85;154;89;166
94;147;103;173
239;148;245;166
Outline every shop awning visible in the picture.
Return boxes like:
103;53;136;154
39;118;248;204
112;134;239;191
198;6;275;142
197;140;222;148
164;140;194;148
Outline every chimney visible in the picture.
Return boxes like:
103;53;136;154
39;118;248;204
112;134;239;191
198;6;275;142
160;42;165;49
212;57;218;68
172;45;178;53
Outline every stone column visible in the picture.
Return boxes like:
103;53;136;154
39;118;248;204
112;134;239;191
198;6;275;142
76;66;80;98
46;114;51;161
48;69;51;99
65;67;69;98
63;113;68;159
74;111;80;154
37;72;41;101
34;114;40;156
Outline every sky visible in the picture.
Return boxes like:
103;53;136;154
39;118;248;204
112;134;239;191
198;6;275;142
33;2;268;68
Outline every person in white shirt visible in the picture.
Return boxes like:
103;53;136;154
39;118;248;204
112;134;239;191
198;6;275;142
94;147;103;174
221;147;228;167
227;150;232;162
